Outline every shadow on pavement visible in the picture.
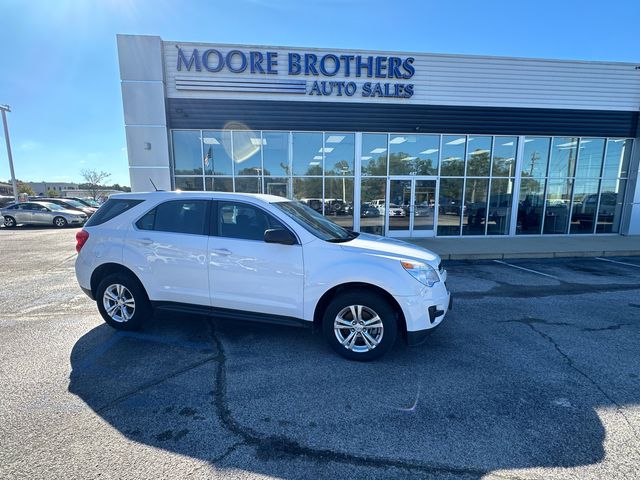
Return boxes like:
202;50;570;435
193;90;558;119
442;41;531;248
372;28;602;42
67;303;621;479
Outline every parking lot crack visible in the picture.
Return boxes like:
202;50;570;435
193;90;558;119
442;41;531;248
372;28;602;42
206;319;528;480
524;322;640;452
94;355;218;415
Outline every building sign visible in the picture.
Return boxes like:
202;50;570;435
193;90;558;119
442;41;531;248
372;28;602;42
175;48;415;99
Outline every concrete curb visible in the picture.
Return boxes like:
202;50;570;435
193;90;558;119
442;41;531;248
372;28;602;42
437;251;640;261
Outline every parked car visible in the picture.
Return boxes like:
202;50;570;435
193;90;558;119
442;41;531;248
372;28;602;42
360;203;380;218
0;196;15;208
386;203;406;217
39;198;97;218
2;201;87;228
67;197;101;208
75;192;451;361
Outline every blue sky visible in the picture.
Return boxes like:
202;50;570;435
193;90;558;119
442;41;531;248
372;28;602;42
1;0;638;187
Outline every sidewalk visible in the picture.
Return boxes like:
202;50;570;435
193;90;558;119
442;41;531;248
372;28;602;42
406;235;640;260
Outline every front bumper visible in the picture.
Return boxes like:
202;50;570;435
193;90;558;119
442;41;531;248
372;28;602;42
407;294;452;346
394;277;451;346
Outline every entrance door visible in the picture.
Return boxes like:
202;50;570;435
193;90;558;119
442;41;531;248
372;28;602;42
387;177;437;237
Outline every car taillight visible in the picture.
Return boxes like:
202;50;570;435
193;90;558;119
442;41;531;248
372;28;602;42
76;229;89;253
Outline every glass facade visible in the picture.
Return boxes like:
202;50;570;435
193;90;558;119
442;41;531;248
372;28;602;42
172;130;633;237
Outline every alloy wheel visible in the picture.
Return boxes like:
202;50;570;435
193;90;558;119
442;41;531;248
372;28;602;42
102;284;136;323
333;305;384;353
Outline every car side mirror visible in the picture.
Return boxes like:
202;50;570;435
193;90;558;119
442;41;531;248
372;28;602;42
264;228;296;245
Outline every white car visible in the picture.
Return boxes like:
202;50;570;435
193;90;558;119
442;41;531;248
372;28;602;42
75;192;451;360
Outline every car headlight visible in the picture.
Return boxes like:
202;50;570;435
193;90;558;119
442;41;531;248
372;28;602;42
401;260;440;287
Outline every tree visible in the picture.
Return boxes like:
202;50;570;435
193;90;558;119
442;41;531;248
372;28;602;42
80;169;112;200
16;181;34;196
46;188;59;197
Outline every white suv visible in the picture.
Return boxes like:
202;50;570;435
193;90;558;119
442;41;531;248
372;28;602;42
75;192;451;360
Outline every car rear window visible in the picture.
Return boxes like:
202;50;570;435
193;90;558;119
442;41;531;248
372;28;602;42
85;199;143;227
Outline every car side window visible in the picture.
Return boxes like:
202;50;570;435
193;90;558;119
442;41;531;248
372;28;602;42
136;200;208;235
217;201;286;241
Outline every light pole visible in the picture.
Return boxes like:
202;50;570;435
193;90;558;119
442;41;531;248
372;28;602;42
0;105;18;202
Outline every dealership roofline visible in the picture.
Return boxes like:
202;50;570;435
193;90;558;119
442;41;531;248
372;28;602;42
120;34;640;69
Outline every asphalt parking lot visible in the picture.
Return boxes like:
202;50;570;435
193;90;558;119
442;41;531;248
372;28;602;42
1;227;639;480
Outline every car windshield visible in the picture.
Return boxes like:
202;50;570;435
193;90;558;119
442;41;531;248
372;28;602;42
272;201;358;243
64;200;85;208
80;198;99;207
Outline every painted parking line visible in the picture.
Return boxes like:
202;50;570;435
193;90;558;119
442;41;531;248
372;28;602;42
595;257;640;268
493;260;560;279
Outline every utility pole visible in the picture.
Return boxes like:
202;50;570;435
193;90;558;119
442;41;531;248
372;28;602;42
0;105;18;202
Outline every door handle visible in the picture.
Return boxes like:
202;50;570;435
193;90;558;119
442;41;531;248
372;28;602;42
212;248;232;256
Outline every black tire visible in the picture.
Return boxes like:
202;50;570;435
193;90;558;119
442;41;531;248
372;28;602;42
96;272;152;331
3;216;16;228
322;289;398;361
53;216;67;228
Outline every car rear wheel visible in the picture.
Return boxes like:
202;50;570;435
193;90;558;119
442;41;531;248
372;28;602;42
3;216;16;228
322;290;398;361
53;216;67;228
96;273;151;330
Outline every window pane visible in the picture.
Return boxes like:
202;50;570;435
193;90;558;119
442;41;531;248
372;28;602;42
235;177;262;194
202;131;233;175
413;179;436;231
292;132;323;176
570;180;600;234
492;137;517;177
466;136;491;177
205;177;233;192
361;134;388;176
263;131;290;176
360;178;386;235
154;200;208;235
440;136;466;176
233;130;262;175
175;177;203;191
549;137;578;178
603;139;632;179
517;178;546;235
437;178;464;236
575;138;605;178
388;179;411;231
324;133;354;175
173;130;202;175
487;178;513;235
218;201;284;241
85;199;143;227
324;177;354;229
462;178;489;235
264;177;290;198
543;179;573;234
597;179;626;233
522;137;550;178
389;134;439;175
293;177;323;213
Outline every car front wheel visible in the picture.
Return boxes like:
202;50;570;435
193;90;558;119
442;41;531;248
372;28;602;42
96;273;152;330
53;216;67;228
322;290;398;361
3;216;16;228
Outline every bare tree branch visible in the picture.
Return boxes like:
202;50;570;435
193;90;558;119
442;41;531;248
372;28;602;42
80;169;112;200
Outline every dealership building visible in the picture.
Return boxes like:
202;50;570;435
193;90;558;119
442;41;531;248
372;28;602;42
116;34;640;238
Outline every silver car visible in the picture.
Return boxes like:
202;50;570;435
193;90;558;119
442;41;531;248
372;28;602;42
1;201;87;228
